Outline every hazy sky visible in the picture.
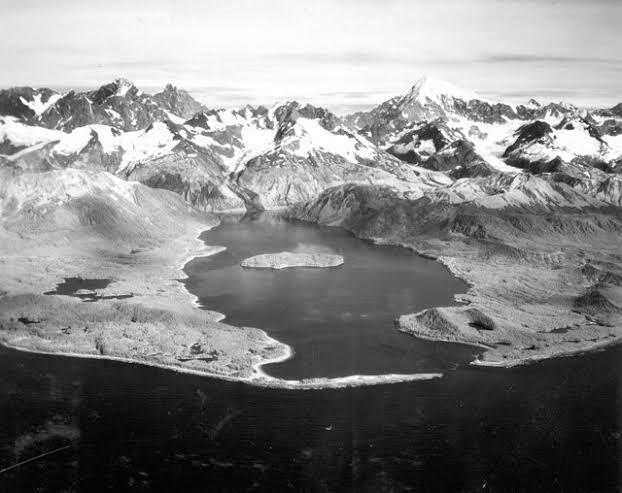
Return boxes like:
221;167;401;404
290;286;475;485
1;0;620;112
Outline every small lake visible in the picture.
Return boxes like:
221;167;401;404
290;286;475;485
44;278;134;302
182;214;476;380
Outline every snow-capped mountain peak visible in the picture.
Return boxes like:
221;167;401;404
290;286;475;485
404;76;480;105
88;78;139;106
527;98;541;109
113;78;136;97
153;83;205;120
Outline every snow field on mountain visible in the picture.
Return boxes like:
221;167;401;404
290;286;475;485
285;117;376;162
603;134;622;161
408;76;481;105
53;125;119;155
0;116;63;149
117;122;180;170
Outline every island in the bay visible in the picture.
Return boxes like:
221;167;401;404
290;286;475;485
1;76;621;386
241;252;344;270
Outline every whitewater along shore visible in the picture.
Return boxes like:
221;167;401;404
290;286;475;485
289;182;622;367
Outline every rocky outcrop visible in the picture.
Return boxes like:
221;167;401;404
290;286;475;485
0;87;60;120
502;118;618;186
41;79;172;131
153;84;205;120
385;119;460;163
0;79;205;133
124;146;246;212
385;119;495;177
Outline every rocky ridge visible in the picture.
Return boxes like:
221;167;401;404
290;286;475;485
2;77;621;212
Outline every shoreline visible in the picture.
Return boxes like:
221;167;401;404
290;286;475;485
1;218;444;390
469;336;622;368
399;326;622;368
0;341;442;389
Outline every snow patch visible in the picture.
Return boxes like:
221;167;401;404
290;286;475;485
52;125;119;155
165;111;186;125
19;93;62;116
227;124;276;172
285;118;376;162
553;123;604;159
417;139;436;155
450;117;522;173
114;78;134;97
0;116;63;149
105;108;122;121
117;122;180;171
603;133;622;160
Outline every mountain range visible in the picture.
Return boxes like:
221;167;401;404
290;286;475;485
2;76;620;212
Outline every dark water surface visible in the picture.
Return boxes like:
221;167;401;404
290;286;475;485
0;345;619;492
44;278;133;302
183;215;475;379
44;278;112;296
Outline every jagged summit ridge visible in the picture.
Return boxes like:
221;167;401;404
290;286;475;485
1;76;621;212
0;78;207;132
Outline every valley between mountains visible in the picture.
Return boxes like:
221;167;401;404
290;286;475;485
1;76;621;385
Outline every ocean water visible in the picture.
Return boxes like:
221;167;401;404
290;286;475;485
0;345;619;491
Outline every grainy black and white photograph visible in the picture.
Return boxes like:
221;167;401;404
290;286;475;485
0;0;621;491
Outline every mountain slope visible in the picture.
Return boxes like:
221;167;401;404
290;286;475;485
343;77;621;188
2;77;621;212
2;98;431;211
0;167;202;244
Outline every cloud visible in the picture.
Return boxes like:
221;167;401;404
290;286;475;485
492;89;581;99
481;54;622;64
494;87;619;99
259;51;399;66
318;90;382;100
